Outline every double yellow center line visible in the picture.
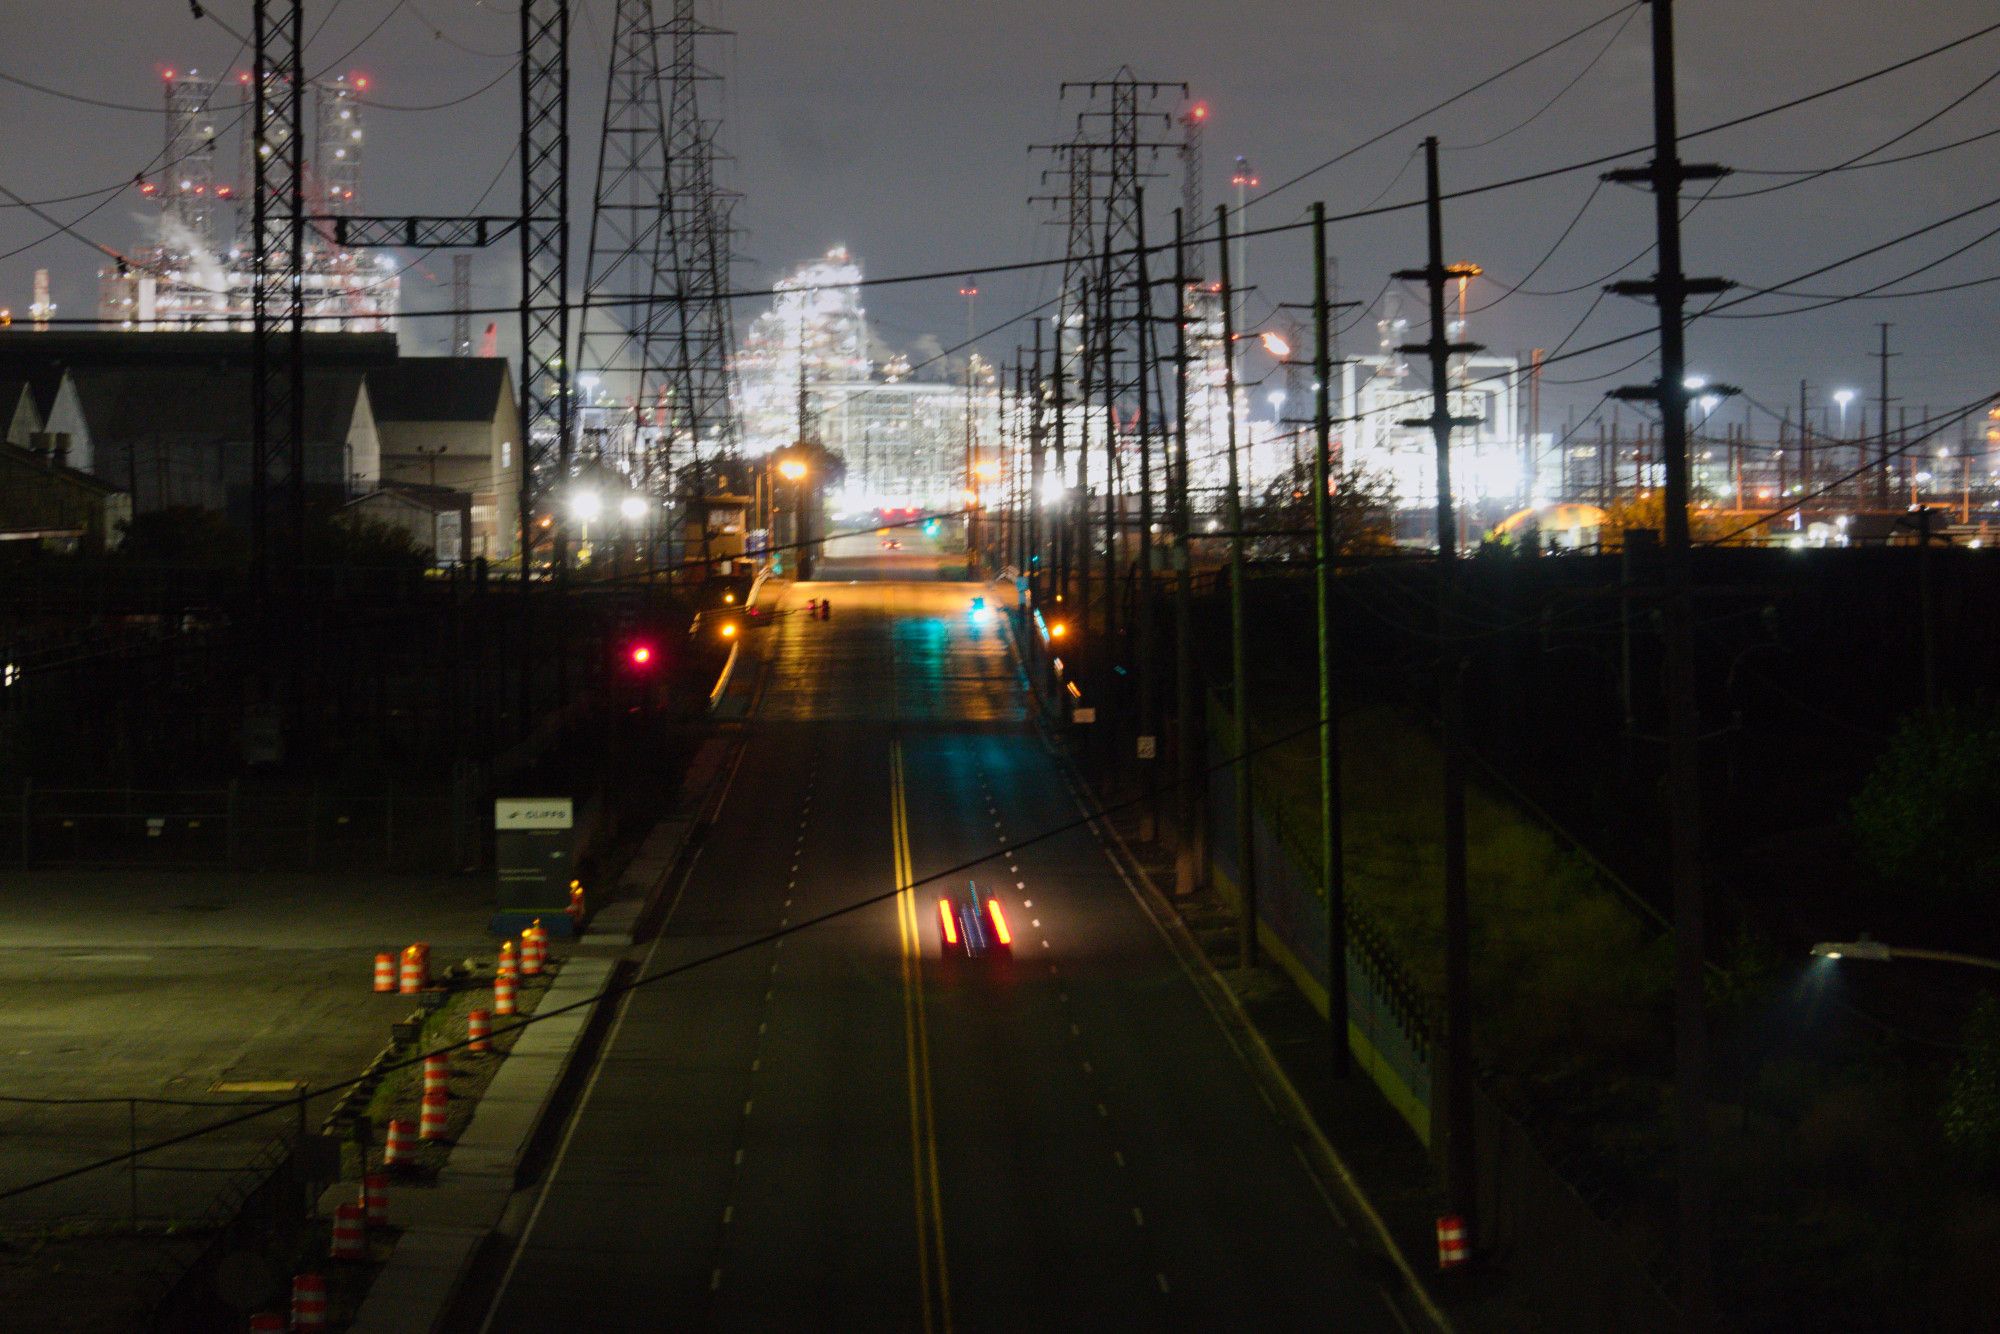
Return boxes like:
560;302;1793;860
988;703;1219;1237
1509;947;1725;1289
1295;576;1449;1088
890;741;951;1332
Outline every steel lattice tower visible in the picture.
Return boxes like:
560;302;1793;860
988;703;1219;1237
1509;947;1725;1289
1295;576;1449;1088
519;0;573;571
659;0;740;479
250;0;306;585
578;0;675;482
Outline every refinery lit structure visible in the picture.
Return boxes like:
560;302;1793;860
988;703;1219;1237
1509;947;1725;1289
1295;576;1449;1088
97;69;399;333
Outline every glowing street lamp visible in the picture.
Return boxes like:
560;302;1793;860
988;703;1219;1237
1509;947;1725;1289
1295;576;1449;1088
777;457;807;482
1258;331;1291;359
619;495;648;522
1832;387;1857;436
570;490;602;523
1813;937;2000;971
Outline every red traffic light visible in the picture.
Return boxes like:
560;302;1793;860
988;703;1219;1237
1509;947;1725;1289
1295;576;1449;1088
628;644;654;667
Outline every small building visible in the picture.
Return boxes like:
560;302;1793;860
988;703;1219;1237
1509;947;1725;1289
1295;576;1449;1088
0;436;130;553
366;358;520;561
343;481;472;567
69;366;379;517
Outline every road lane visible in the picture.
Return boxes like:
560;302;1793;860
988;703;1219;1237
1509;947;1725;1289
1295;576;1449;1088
479;568;1410;1331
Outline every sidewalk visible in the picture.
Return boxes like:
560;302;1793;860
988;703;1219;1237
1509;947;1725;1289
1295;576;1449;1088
346;735;738;1334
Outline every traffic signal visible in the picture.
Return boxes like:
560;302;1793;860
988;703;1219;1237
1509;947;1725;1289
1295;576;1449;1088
626;641;657;671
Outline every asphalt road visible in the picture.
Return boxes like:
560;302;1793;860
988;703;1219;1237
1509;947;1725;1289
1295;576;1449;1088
477;550;1412;1331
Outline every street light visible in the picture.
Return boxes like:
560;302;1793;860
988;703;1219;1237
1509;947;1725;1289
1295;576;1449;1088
1267;388;1287;419
571;490;601;523
1833;388;1857;435
777;457;807;482
1258;331;1291;359
1811;937;2000;970
619;495;648;522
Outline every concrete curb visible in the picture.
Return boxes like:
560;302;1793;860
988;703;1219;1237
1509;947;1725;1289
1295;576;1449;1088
348;739;738;1333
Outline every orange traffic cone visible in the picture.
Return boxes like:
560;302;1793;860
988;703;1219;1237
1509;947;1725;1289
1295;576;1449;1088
383;1118;416;1168
362;1173;388;1227
291;1273;328;1330
419;1088;449;1142
398;944;427;995
330;1203;366;1261
422;1054;450;1101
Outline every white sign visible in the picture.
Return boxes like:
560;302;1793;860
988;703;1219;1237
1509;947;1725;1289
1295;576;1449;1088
495;798;574;831
1136;735;1157;760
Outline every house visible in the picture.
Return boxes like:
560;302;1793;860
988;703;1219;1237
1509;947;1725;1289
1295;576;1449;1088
0;436;130;553
365;358;519;561
0;372;90;465
68;365;379;518
343;481;473;567
0;330;396;496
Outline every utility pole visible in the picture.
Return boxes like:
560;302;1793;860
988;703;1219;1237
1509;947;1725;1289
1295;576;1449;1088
1135;196;1162;840
1052;310;1070;616
1603;1;1731;1320
1218;205;1256;968
1873;323;1898;509
1395;137;1481;1234
1031;321;1047;606
1099;230;1120;749
1173;208;1200;896
1311;201;1350;1077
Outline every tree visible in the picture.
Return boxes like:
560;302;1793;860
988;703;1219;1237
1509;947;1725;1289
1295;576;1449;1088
1245;461;1395;562
117;506;249;567
1849;706;2000;899
1944;994;2000;1176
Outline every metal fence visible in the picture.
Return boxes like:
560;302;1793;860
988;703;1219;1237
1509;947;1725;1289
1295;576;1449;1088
1205;695;1677;1330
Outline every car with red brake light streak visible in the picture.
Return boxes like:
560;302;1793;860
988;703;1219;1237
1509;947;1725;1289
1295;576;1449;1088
937;881;1012;957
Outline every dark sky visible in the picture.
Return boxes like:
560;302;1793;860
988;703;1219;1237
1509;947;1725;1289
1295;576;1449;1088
3;0;1996;435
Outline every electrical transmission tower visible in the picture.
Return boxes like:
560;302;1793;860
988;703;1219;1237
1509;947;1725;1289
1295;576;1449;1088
659;0;741;517
578;0;676;483
250;1;306;589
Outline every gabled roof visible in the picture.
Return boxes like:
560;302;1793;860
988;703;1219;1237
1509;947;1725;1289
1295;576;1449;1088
68;366;371;446
0;440;121;495
0;330;397;375
365;358;513;425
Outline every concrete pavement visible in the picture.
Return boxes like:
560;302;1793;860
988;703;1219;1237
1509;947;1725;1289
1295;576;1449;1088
468;559;1424;1330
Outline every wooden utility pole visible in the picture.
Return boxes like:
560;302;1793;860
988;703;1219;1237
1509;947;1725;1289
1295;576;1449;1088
1217;205;1256;967
1172;209;1200;895
1134;196;1161;840
1604;0;1731;1319
1311;201;1350;1077
1873;323;1898;509
1394;137;1481;1234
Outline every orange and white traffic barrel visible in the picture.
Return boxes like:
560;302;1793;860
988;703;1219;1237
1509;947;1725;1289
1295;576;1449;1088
373;952;395;994
494;970;517;1016
496;939;517;980
419;1087;449;1142
467;1008;491;1054
291;1272;328;1330
362;1173;388;1228
1436;1214;1470;1270
330;1202;367;1261
383;1118;416;1168
422;1053;450;1101
567;879;586;923
398;944;427;995
521;921;545;977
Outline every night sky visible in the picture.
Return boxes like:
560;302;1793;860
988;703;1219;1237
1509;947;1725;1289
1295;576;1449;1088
2;0;1996;432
